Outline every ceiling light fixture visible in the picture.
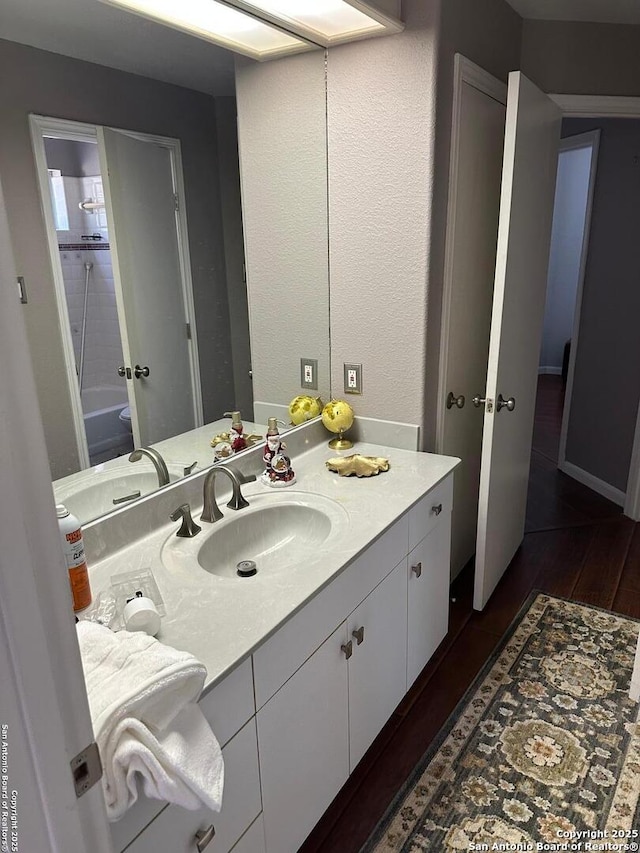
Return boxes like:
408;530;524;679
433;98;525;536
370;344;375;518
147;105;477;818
100;0;403;61
100;0;315;61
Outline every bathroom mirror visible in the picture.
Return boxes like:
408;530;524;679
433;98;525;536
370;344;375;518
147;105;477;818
0;32;330;526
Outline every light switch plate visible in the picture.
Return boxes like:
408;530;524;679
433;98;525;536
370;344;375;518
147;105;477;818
344;363;362;395
300;358;318;390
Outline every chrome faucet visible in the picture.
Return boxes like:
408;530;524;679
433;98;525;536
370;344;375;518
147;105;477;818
201;466;257;523
129;447;170;487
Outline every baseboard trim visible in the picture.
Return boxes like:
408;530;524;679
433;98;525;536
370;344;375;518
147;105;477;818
560;460;626;507
538;366;562;375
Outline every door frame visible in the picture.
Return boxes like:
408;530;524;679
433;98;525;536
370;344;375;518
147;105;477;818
549;95;640;519
29;114;203;468
435;54;507;452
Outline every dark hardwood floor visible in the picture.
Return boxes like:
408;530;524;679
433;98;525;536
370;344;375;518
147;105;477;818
300;375;637;853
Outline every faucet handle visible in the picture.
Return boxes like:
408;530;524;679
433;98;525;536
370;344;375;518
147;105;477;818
170;504;201;538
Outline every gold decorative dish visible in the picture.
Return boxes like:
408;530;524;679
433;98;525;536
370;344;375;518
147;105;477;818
325;454;390;478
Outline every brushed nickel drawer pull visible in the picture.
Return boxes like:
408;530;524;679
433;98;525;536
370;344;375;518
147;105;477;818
432;503;443;516
352;626;365;645
411;562;422;578
341;640;353;660
195;824;215;851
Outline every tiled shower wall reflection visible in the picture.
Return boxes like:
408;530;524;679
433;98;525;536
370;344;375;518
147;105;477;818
57;176;126;394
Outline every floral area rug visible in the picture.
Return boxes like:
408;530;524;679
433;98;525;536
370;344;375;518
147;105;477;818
362;594;640;852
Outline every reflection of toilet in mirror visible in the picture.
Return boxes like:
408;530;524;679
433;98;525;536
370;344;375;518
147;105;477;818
119;405;132;434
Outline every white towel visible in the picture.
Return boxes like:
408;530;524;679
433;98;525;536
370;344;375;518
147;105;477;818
76;621;224;821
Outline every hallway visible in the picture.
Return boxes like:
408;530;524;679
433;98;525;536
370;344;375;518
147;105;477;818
301;376;636;853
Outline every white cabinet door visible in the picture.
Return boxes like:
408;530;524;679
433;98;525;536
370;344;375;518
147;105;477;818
124;718;261;853
348;561;408;770
257;623;350;853
407;515;452;688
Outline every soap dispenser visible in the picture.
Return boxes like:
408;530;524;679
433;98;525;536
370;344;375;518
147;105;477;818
261;418;296;487
224;410;248;453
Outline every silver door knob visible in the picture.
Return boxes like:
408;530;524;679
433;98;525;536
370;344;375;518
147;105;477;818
352;626;365;646
134;364;150;379
341;640;353;660
497;394;516;412
117;365;126;377
472;395;486;408
195;824;215;851
446;392;465;409
411;562;422;578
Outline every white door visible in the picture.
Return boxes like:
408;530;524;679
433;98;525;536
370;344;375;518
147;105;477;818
474;72;561;610
0;178;113;851
438;70;507;580
99;128;197;447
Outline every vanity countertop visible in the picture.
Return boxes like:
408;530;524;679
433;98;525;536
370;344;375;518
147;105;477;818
85;440;459;694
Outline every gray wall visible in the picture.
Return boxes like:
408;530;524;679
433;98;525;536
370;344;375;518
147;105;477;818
563;118;640;493
0;39;236;478
425;0;522;447
43;138;100;177
521;21;640;96
539;144;593;373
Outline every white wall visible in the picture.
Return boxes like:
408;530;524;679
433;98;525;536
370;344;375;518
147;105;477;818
326;0;440;432
539;144;592;373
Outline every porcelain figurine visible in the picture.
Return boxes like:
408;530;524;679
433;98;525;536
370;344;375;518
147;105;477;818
261;418;296;487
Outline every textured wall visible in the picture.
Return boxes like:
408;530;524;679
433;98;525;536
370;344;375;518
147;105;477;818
0;39;234;478
326;0;440;434
521;21;640;96
563;118;640;493
236;51;330;411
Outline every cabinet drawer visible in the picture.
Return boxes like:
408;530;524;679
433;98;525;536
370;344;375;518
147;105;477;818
123;717;262;853
408;474;453;552
253;514;408;709
199;657;255;747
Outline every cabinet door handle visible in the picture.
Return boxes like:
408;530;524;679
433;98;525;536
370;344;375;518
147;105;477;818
341;640;353;660
352;626;365;646
195;824;215;851
431;503;443;516
411;562;422;578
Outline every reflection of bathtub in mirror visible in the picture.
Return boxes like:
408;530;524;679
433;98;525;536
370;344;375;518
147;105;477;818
80;384;132;463
52;417;269;526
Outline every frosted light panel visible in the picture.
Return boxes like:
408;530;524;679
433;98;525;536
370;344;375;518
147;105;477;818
244;0;385;39
102;0;309;56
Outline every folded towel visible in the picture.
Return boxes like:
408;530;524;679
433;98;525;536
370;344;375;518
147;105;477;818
77;621;224;821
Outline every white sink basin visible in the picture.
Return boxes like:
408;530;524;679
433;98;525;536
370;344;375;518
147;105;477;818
54;463;187;525
162;492;349;580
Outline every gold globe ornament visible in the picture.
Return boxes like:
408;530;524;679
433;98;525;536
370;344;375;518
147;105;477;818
321;399;355;449
288;395;324;426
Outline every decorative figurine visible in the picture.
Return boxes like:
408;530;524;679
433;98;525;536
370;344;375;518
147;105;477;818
210;410;262;461
261;418;296;487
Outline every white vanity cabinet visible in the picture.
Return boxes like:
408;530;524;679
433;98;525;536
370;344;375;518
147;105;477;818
109;469;454;853
255;474;453;853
